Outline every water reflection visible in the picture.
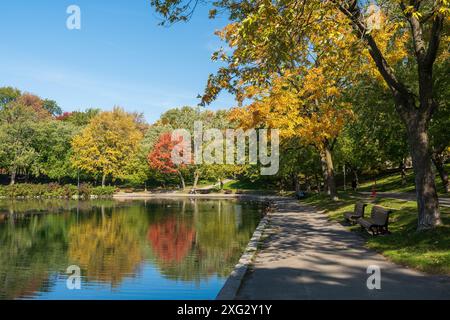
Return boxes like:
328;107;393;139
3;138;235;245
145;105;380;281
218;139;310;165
148;217;196;264
0;198;263;300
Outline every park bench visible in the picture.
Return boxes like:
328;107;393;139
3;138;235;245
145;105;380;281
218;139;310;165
343;202;367;224
358;205;392;236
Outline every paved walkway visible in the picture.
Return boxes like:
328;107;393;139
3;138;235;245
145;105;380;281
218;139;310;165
359;192;450;207
236;199;450;300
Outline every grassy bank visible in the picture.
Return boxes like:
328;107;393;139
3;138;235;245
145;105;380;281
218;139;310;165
0;183;116;199
356;163;450;194
303;192;450;275
222;180;280;195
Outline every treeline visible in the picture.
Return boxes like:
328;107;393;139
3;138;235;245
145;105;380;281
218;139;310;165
0;89;239;190
1;86;448;199
0;87;144;188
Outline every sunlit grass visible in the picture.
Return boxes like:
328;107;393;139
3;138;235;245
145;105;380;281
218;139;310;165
356;163;450;195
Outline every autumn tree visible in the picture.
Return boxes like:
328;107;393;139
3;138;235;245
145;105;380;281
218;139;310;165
147;107;236;190
151;0;448;230
229;66;353;200
15;93;51;120
56;108;101;126
148;132;189;189
71;107;144;187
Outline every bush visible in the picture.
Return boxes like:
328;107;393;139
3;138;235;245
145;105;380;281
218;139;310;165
91;186;116;197
78;183;92;199
62;184;79;198
0;183;115;199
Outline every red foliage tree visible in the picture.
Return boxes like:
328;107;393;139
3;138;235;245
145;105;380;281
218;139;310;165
55;112;73;121
148;132;191;189
16;93;51;119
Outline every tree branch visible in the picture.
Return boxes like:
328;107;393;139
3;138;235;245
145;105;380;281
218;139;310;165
332;0;413;99
425;14;444;69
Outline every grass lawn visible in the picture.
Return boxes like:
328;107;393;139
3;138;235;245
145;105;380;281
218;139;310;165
303;192;450;275
221;180;294;196
223;180;271;191
355;163;449;195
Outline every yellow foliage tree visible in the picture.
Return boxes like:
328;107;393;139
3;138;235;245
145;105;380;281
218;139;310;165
71;107;143;187
230;67;353;199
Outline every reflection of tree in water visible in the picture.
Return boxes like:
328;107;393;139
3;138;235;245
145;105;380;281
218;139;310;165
0;214;69;299
0;199;118;216
147;217;195;263
0;198;263;297
67;206;148;287
0;201;148;298
149;200;262;282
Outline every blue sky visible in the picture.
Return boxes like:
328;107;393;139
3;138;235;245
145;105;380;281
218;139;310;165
0;0;234;123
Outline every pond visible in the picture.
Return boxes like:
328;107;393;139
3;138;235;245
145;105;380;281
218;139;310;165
0;198;264;300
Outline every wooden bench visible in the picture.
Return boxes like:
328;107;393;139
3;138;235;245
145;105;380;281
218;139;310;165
343;202;367;224
358;205;392;236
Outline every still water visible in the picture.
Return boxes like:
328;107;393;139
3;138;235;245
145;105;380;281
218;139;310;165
0;198;264;300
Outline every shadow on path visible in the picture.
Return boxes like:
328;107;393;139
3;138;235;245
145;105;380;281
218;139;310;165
236;200;450;300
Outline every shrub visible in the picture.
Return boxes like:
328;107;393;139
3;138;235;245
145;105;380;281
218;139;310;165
91;186;116;197
78;183;92;199
64;185;79;198
0;183;115;199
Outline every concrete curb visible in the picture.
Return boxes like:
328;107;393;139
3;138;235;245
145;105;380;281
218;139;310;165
215;211;270;300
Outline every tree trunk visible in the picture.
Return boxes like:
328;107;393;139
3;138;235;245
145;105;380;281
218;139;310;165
432;154;449;193
294;175;301;195
320;152;328;194
315;173;321;193
353;169;359;184
399;160;407;186
10;170;16;186
305;174;312;192
101;173;106;188
193;170;200;189
405;117;442;230
321;145;338;200
178;171;186;190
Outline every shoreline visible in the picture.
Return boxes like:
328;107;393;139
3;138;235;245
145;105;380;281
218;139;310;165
113;191;286;201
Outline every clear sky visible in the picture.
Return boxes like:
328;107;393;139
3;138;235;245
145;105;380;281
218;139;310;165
0;0;234;123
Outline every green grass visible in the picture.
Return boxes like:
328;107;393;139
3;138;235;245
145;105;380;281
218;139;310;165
356;171;416;192
222;180;270;191
355;163;449;194
303;192;450;275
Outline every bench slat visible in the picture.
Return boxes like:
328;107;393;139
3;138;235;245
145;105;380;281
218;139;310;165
357;205;391;236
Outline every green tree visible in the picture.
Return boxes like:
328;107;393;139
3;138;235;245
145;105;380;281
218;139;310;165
42;99;63;117
0;102;39;184
0;87;21;109
34;120;78;181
